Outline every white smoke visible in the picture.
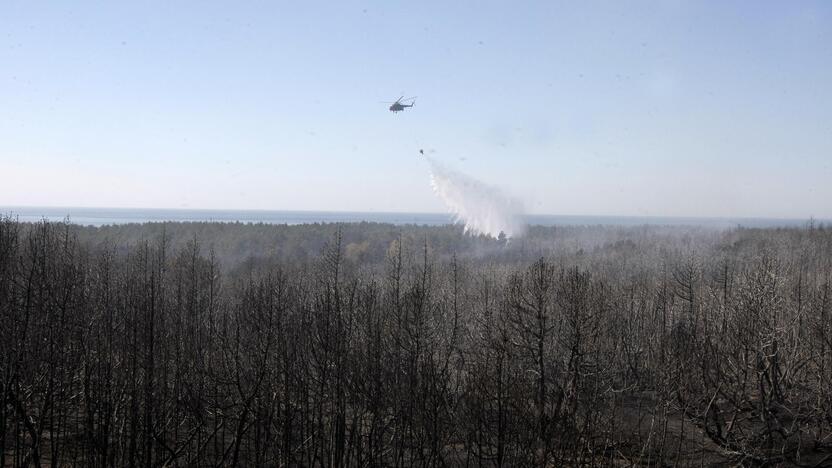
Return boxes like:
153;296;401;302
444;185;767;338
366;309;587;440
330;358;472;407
426;157;526;239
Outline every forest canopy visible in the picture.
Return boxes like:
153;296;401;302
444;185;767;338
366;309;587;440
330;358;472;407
1;217;831;466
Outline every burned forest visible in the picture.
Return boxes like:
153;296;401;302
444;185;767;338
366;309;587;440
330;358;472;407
1;218;832;466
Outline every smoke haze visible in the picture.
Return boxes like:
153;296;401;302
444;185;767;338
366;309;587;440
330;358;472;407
426;157;526;239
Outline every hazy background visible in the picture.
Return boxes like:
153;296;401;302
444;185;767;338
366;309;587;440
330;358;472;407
2;1;830;219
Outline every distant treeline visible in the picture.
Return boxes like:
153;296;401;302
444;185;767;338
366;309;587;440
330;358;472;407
1;218;831;466
65;219;751;268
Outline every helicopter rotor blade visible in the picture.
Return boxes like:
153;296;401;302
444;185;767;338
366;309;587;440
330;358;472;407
379;95;414;104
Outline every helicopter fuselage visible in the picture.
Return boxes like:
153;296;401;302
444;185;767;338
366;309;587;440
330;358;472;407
389;102;413;112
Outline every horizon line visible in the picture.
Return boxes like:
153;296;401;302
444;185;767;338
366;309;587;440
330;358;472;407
1;205;829;223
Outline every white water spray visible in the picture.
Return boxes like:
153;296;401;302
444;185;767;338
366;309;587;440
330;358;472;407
426;157;526;239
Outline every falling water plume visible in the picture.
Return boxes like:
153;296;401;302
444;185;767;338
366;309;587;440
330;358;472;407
426;157;526;239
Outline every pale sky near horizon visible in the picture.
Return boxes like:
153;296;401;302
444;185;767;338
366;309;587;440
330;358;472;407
2;1;831;218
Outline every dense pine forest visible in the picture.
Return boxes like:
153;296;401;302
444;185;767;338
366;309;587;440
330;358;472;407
1;217;831;466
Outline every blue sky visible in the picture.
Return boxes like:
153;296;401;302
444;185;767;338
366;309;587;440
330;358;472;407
2;1;830;218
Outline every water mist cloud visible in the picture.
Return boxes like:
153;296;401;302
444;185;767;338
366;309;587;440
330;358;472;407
426;157;526;239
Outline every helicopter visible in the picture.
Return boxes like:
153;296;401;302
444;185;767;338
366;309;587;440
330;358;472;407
383;96;416;113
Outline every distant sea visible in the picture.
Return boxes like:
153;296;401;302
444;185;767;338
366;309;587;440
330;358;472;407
0;206;825;229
